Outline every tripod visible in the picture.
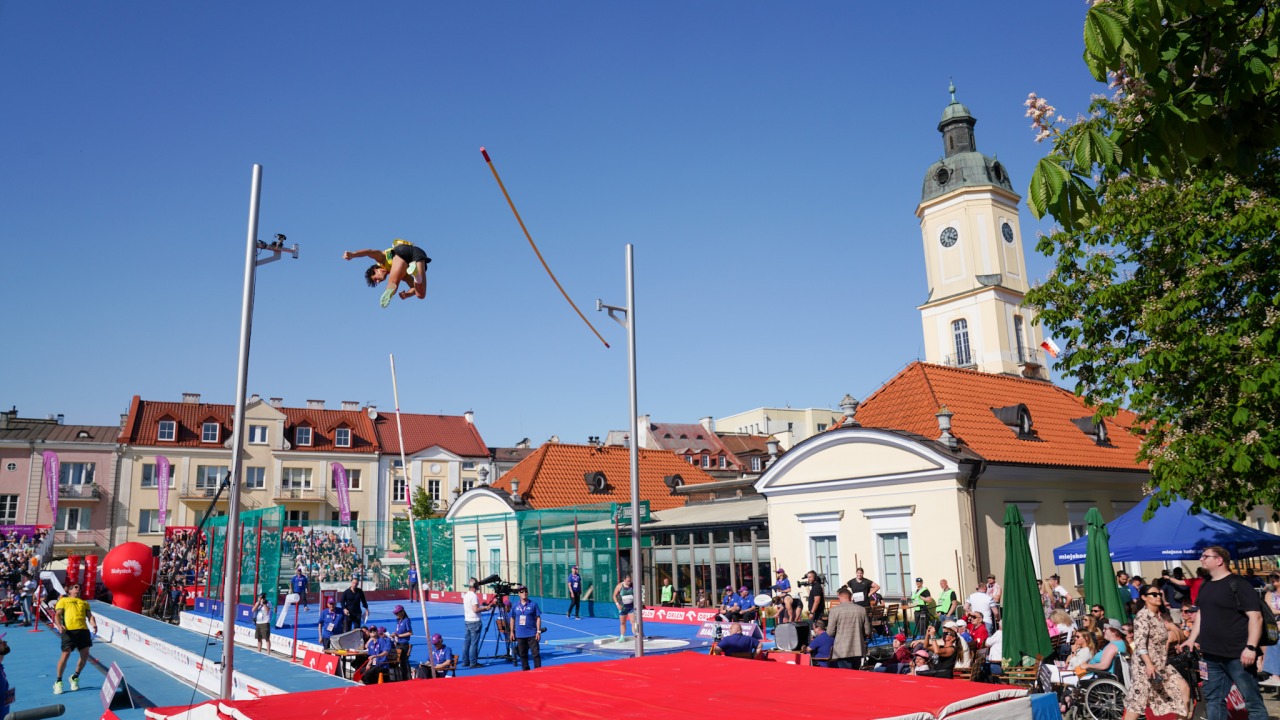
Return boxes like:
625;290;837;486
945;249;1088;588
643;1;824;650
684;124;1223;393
478;599;513;663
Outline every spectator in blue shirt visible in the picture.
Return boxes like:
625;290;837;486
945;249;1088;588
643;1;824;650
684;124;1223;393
566;565;582;619
424;633;456;678
806;619;834;667
318;599;342;648
509;587;542;671
711;622;761;659
291;568;310;611
392;605;413;679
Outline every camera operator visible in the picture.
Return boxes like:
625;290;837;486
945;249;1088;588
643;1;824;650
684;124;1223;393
462;577;484;668
801;571;826;622
509;586;542;671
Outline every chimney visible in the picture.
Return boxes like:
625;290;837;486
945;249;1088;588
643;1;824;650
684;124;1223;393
269;398;284;409
700;416;714;433
119;413;128;430
548;435;560;444
307;400;325;410
56;414;64;424
341;401;359;411
464;410;474;424
182;392;201;404
249;394;261;404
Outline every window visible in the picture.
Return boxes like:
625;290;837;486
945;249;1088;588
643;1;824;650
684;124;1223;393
287;510;310;524
719;456;727;469
57;507;90;531
295;426;312;446
248;425;268;444
810;536;840;584
952;318;972;366
685;455;693;465
0;495;17;524
141;463;174;489
751;456;762;472
817;423;828;432
331;511;360;524
334;427;351;447
462;479;475;492
139;509;170;534
59;462;96;486
428;479;441;502
331;468;362;491
158;420;176;441
489;548;501;577
5;462;16;472
201;422;220;443
462;461;476;470
701;455;711;468
878;532;911;598
282;467;312;489
243;466;265;489
392;475;408;503
465;546;478;580
196;465;228;489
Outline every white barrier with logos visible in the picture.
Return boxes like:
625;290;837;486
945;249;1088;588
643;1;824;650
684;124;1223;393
97;613;287;701
641;606;723;625
178;610;326;659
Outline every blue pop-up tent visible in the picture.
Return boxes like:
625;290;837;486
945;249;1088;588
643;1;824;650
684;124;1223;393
1054;493;1280;564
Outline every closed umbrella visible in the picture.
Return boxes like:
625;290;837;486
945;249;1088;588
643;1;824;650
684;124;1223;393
1001;504;1052;666
1082;507;1128;622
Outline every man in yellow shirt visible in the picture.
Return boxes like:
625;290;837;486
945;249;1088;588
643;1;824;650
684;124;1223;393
53;583;97;694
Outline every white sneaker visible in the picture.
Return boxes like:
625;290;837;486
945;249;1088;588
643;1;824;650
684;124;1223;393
617;635;626;643
1260;674;1280;687
52;681;63;695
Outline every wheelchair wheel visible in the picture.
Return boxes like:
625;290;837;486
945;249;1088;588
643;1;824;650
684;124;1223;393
1082;678;1126;720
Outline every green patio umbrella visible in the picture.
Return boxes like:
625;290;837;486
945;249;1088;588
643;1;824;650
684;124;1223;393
1002;504;1052;666
1083;506;1129;622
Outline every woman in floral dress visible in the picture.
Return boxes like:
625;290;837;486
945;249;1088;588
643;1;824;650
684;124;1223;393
1124;584;1191;720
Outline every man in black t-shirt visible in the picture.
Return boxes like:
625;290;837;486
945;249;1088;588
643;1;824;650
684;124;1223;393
1180;545;1266;720
804;571;826;622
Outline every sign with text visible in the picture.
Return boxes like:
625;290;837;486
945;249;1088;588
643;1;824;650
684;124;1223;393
695;621;761;640
641;606;722;625
100;661;133;711
611;501;651;524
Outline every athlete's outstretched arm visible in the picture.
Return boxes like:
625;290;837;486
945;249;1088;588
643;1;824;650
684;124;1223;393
343;249;383;262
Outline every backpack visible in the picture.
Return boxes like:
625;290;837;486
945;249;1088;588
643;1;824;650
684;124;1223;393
1229;577;1279;647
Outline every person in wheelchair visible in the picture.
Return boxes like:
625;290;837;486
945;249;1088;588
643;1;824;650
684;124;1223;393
1042;631;1098;689
1083;621;1128;678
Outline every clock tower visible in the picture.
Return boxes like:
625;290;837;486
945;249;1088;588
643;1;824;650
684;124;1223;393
915;84;1048;380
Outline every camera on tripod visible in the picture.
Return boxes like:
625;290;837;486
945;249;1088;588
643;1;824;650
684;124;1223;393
475;573;517;598
797;574;825;588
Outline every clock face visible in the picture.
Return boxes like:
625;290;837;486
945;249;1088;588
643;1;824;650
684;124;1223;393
939;227;959;248
429;463;441;474
1001;222;1014;243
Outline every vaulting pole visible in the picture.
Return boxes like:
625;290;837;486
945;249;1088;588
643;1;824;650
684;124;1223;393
390;355;431;656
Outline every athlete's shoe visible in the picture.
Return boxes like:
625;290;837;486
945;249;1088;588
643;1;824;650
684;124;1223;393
380;286;395;308
70;676;80;691
52;681;63;695
617;635;626;643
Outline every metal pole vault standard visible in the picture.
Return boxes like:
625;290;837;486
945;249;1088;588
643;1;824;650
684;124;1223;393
596;243;644;657
390;355;431;654
221;163;261;699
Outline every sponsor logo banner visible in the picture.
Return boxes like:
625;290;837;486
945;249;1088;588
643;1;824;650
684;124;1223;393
641;606;723;625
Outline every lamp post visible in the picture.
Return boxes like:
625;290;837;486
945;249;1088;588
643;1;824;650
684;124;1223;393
597;244;643;657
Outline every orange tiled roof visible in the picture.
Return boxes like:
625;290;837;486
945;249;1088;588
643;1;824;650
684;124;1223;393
373;413;489;458
647;422;743;470
716;433;770;457
855;362;1147;471
490;443;718;511
119;396;378;453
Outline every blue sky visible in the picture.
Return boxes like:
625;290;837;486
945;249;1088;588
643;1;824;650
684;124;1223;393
0;2;1104;448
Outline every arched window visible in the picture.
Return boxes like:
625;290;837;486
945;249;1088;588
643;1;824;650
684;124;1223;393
952;319;972;366
1014;315;1027;362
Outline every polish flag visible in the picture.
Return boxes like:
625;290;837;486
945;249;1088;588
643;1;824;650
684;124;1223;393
1041;338;1061;358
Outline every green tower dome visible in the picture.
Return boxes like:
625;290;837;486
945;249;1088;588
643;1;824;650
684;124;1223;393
921;82;1015;203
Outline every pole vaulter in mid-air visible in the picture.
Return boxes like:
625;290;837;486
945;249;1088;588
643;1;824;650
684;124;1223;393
342;238;431;307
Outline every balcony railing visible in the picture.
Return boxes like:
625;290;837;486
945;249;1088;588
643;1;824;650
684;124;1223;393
181;483;223;499
53;529;108;549
941;353;977;369
57;484;101;500
274;485;323;502
1017;347;1043;367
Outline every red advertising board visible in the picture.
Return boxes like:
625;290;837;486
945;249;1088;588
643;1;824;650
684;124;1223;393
301;649;339;676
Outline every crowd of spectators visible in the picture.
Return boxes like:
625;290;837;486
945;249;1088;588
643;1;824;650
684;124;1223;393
283;529;365;584
0;530;47;626
156;528;206;587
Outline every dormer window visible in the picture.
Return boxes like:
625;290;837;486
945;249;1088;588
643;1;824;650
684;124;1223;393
201;422;220;443
296;426;312;446
584;471;608;494
701;455;711;468
992;404;1036;440
158;420;176;442
335;427;351;448
1071;417;1110;446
